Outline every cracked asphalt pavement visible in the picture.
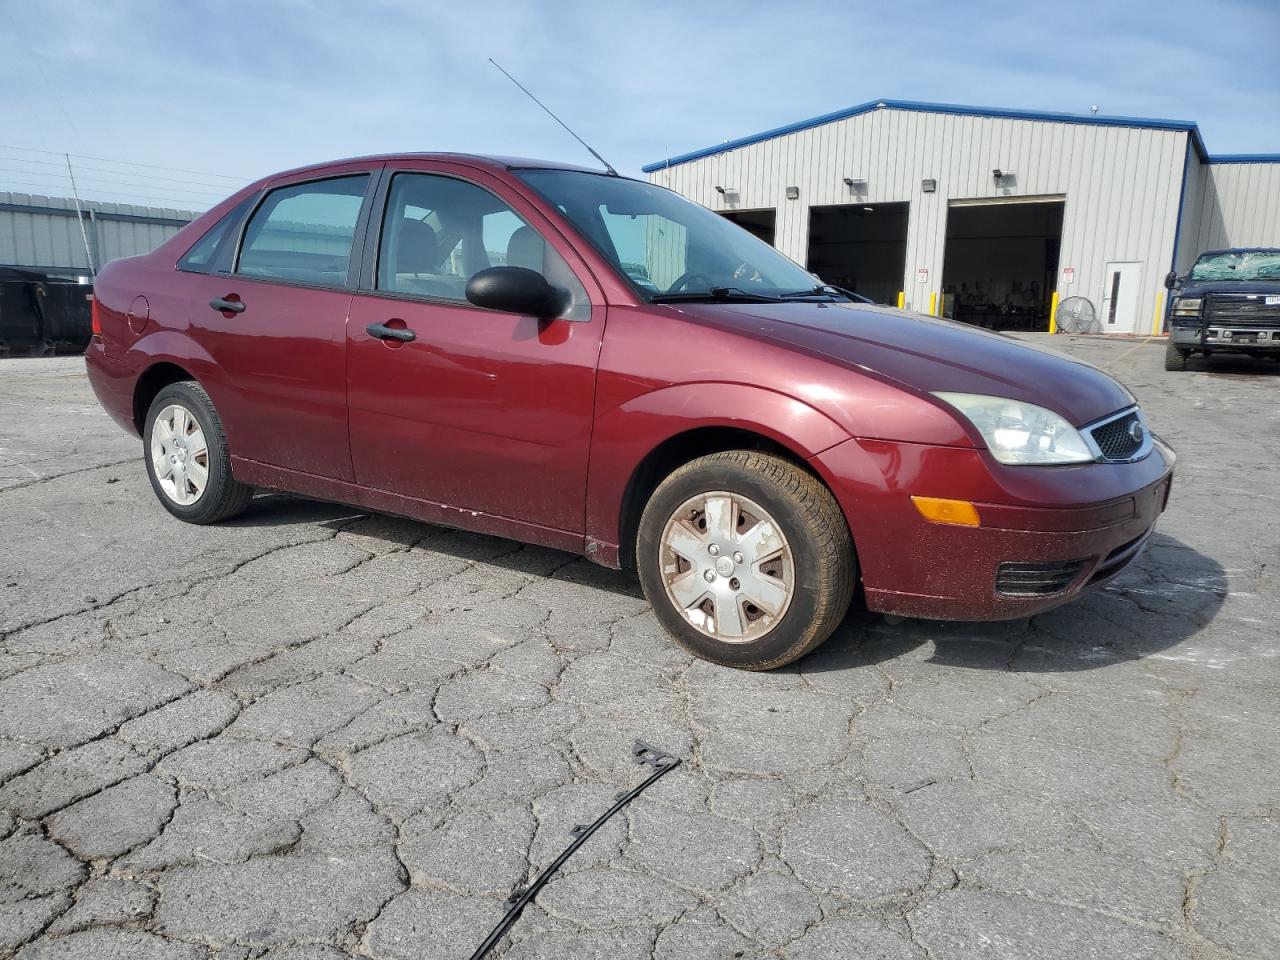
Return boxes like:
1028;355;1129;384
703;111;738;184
1;335;1277;960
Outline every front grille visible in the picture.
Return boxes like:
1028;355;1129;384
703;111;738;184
1089;410;1144;461
996;558;1089;596
1205;294;1280;327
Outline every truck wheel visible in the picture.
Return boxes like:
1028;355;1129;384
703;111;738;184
636;450;855;670
143;381;252;524
1164;341;1190;372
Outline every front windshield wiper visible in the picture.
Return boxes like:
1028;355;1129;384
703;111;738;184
778;285;865;302
651;286;783;304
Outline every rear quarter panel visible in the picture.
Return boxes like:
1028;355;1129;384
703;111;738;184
87;255;234;431
85;182;267;433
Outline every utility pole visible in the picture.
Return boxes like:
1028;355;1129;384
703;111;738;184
64;154;96;280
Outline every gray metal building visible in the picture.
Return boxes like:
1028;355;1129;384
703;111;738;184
644;99;1280;335
0;192;197;281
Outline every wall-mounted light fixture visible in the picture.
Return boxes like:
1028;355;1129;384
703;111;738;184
921;178;937;193
842;177;867;190
992;168;1015;181
785;186;800;200
714;185;734;195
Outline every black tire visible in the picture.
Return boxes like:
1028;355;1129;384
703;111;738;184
143;381;252;524
636;450;855;670
1164;341;1190;372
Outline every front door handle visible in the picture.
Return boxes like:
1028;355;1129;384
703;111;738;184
209;296;246;314
366;322;416;342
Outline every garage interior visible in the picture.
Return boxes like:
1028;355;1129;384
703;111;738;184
806;202;909;305
718;208;776;246
942;198;1064;331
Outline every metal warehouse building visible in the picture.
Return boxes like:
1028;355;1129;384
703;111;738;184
644;99;1280;335
1;192;197;280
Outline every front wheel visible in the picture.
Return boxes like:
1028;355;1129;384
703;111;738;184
1165;341;1190;371
143;381;252;524
636;450;855;670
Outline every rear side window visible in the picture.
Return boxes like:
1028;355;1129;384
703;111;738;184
177;196;254;273
236;175;369;286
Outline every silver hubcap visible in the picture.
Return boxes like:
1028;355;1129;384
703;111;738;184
150;404;209;506
659;491;794;643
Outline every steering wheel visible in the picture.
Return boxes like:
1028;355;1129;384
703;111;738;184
667;272;714;294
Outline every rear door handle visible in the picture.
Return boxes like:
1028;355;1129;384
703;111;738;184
366;322;416;342
209;297;246;314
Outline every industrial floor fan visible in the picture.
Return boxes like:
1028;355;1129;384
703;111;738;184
1055;296;1099;334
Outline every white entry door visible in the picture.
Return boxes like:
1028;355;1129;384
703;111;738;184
1101;261;1143;333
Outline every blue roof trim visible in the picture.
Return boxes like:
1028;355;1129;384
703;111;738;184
640;98;1235;173
1207;154;1280;164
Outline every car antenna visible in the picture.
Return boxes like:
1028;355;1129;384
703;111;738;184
488;58;618;176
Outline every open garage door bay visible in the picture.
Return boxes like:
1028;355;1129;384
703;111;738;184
942;196;1064;332
807;202;908;306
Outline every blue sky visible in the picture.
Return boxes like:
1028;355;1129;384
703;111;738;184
1;0;1277;209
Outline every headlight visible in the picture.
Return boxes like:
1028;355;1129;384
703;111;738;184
933;392;1094;465
1172;297;1202;317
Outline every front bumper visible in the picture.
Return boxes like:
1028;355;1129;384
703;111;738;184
1170;322;1280;351
811;436;1175;621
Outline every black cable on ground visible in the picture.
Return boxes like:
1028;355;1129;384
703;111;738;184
467;740;682;960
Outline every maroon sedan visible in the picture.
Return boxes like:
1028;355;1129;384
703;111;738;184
85;155;1173;670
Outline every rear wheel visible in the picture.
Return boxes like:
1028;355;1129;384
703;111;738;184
1165;341;1190;371
636;450;855;670
143;381;252;524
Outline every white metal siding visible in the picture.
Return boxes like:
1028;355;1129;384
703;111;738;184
1181;162;1280;262
0;192;196;275
1174;150;1207;275
648;106;1190;335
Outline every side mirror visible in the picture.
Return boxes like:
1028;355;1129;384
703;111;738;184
1164;270;1179;290
465;266;567;319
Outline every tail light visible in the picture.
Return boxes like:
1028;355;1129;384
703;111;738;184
90;295;102;336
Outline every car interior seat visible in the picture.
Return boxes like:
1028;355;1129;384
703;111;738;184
394;218;459;297
506;225;546;272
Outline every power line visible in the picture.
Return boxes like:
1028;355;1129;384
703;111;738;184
0;167;229;199
0;154;244;191
0;143;253;182
0;172;227;208
5;173;226;200
0;162;230;194
0;178;208;210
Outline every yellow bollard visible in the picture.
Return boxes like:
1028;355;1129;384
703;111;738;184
1049;291;1060;334
929;292;937;316
1151;292;1165;336
897;291;905;309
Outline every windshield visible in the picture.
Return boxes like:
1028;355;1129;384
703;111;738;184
1189;250;1280;282
515;170;826;301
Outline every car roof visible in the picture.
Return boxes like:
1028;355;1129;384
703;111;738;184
259;153;617;184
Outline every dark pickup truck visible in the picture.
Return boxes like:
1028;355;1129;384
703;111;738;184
1165;248;1280;371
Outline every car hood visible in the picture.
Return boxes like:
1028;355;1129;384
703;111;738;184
1176;279;1280;298
678;300;1134;426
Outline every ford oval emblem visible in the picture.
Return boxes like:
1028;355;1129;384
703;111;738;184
1127;420;1145;444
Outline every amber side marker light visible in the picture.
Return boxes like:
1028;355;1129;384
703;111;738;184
90;295;102;336
911;496;981;527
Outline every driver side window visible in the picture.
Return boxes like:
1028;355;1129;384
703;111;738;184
377;173;589;320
